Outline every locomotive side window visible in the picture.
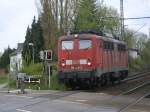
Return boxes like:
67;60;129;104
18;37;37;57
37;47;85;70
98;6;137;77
117;44;126;51
110;42;114;50
104;41;114;50
79;40;92;49
104;42;108;49
62;41;73;50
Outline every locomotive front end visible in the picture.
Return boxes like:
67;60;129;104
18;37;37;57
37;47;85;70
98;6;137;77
57;34;96;85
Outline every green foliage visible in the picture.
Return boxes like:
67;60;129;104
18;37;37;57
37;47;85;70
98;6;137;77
21;63;67;90
140;39;150;69
0;75;8;84
0;47;15;69
74;0;120;36
22;17;44;65
136;34;147;52
21;63;43;76
129;37;150;72
51;71;67;90
129;57;143;72
124;29;136;48
10;80;17;89
74;0;99;31
50;63;67;90
98;6;120;35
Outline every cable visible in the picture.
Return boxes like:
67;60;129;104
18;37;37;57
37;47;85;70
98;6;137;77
99;16;150;20
132;24;147;35
126;24;147;36
125;17;150;20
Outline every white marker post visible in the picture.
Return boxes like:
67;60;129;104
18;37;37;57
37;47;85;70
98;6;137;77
48;64;51;89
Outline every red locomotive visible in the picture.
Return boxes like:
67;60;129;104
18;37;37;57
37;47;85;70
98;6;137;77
57;31;128;88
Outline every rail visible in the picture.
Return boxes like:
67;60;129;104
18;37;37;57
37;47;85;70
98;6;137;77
123;71;150;82
118;82;150;112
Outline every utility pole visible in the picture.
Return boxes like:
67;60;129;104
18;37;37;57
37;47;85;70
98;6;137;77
29;43;34;64
120;0;124;40
149;28;150;38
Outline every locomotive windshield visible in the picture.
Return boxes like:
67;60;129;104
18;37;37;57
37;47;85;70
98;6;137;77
79;40;92;49
62;40;73;50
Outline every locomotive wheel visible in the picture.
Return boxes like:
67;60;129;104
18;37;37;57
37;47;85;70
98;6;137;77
120;72;125;80
117;76;121;84
70;81;76;90
100;75;107;86
110;74;115;85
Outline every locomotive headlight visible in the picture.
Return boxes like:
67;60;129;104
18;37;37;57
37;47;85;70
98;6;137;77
87;58;92;66
61;63;65;67
87;62;92;66
61;59;65;67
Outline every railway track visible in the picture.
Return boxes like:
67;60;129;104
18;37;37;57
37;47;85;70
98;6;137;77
102;79;150;101
123;71;150;82
96;71;150;111
94;71;150;94
118;92;150;112
118;82;150;112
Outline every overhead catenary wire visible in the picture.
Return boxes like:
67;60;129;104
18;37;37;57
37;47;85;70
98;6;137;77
99;16;150;20
132;24;147;35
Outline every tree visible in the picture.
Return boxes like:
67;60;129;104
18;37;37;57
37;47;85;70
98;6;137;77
124;29;137;48
39;0;58;60
135;33;147;52
0;47;15;69
74;0;99;31
22;17;44;65
98;6;120;36
140;39;150;70
125;30;148;72
74;0;121;37
38;0;78;60
31;17;44;63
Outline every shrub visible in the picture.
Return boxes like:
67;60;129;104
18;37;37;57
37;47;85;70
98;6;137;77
21;63;43;76
50;70;67;90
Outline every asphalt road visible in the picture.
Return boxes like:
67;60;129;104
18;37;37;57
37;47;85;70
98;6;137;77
0;90;149;112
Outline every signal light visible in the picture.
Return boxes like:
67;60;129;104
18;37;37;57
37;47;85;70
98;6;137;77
45;50;52;60
47;52;51;59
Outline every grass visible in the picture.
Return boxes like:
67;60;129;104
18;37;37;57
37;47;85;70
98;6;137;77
50;71;67;90
0;74;8;84
21;63;43;76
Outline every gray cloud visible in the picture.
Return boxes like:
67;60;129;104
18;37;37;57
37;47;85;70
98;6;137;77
0;0;38;52
0;0;149;52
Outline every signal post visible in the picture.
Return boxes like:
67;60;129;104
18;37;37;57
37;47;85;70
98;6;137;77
40;50;53;89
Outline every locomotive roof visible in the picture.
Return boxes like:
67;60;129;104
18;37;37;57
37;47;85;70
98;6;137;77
60;34;126;45
96;35;126;45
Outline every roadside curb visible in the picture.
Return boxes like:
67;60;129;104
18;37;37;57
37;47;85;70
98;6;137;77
0;89;33;94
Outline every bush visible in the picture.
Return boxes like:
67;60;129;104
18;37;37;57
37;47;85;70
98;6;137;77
50;70;67;90
129;57;145;73
21;63;43;76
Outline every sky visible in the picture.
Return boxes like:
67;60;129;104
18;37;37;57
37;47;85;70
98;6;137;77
0;0;150;52
0;0;38;52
